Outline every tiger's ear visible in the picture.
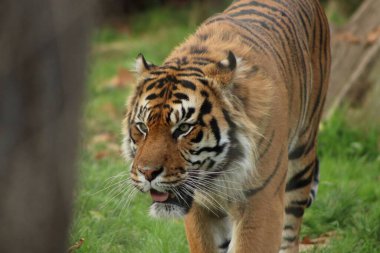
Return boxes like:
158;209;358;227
205;51;237;86
135;53;156;75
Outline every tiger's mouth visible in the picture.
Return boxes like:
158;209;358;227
149;189;171;203
148;187;194;218
149;188;193;206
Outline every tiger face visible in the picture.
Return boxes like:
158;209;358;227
123;52;249;218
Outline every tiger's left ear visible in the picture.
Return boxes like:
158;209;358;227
135;53;156;75
205;51;237;86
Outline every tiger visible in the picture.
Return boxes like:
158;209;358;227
122;0;330;252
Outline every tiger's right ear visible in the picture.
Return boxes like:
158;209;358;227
204;51;237;86
135;53;156;75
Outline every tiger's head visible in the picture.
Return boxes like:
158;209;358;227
122;51;257;218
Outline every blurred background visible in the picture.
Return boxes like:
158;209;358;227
0;0;379;253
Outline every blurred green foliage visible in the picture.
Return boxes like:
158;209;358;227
319;112;379;161
320;0;364;26
320;0;363;16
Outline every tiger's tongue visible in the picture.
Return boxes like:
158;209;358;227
150;190;169;202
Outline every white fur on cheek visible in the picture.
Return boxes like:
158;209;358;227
121;136;133;160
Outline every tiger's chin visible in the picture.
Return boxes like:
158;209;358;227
149;202;188;218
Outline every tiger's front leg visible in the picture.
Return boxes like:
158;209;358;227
230;190;284;253
229;148;288;253
185;203;233;253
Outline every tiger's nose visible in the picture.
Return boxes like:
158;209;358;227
138;166;164;182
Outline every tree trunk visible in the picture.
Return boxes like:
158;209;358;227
323;0;380;119
0;0;94;252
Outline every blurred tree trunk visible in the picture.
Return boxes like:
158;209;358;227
0;0;94;252
323;0;380;120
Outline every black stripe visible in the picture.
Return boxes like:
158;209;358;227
166;108;173;124
181;107;186;120
129;129;136;144
286;161;315;192
192;61;209;66
180;151;202;166
150;71;166;75
177;73;203;77
286;173;313;192
288;144;306;160
245;149;284;197
197;78;209;86
192;56;215;63
146;82;156;91
206;159;216;170
285;206;304;218
197;33;209;41
179;80;196;90
283;225;293;230
219;240;230;249
200;90;209;97
185;107;195;120
297;9;310;42
257;130;275;160
283;236;297;242
190;46;208;54
309;6;328;123
291;199;309;206
210;117;221;144
199;99;212;117
146;93;158;100
158;88;168;98
142;77;155;85
182;67;205;74
192;143;226;156
174;93;189;101
222;109;235;129
164;65;180;71
191;130;203;143
157;80;165;89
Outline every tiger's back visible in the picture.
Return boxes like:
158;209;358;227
168;0;330;149
123;0;330;252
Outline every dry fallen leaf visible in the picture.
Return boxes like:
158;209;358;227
94;144;121;160
95;150;110;160
366;25;380;45
90;132;115;145
299;231;336;252
68;238;84;253
100;102;119;119
334;32;362;44
107;143;122;154
106;68;134;89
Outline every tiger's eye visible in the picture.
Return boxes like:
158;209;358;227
136;122;148;134
178;123;191;133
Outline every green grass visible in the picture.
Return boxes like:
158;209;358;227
300;114;380;252
69;5;380;253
